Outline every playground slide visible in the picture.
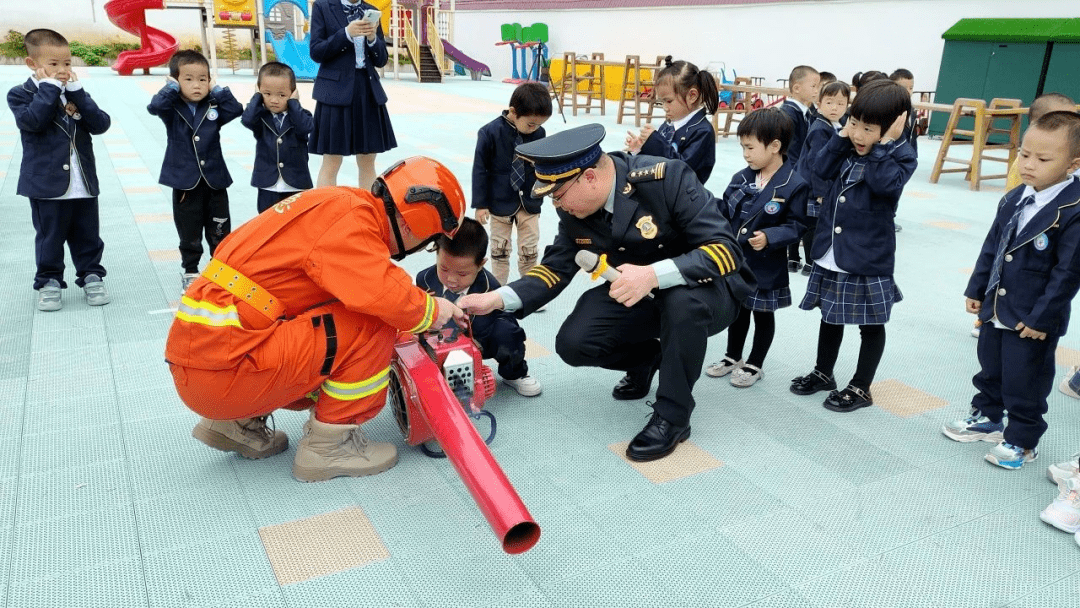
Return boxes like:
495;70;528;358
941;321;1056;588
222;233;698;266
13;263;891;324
105;0;179;75
440;39;491;80
265;31;318;80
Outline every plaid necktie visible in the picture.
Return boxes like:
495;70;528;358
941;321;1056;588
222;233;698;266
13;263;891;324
726;182;758;219
985;194;1035;296
343;2;363;21
657;121;675;143
511;131;525;191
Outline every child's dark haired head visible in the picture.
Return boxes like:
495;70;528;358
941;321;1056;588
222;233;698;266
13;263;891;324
169;49;210;78
1030;93;1076;124
656;56;720;115
889;68;914;82
509;82;552;118
737;107;793;155
1033;110;1080;158
433;217;488;266
258;61;296;90
819;80;850;102
23;29;68;57
819;71;837;86
849;80;911;132
788;65;819;89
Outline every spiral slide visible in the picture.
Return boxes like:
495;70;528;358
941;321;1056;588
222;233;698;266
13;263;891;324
106;0;179;75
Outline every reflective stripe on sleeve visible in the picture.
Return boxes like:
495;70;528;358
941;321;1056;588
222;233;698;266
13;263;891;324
406;293;436;334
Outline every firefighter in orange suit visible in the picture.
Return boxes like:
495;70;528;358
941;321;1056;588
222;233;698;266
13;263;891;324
165;157;468;482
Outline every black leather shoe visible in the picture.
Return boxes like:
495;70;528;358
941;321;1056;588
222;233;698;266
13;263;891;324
790;369;837;396
612;354;661;400
626;413;691;462
823;385;873;412
787;260;801;273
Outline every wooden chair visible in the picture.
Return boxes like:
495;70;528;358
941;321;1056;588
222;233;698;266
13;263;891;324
616;55;662;126
929;97;1024;191
573;52;605;116
712;76;755;139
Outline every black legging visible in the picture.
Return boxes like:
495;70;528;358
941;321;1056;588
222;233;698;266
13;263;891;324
725;307;776;369
814;321;886;391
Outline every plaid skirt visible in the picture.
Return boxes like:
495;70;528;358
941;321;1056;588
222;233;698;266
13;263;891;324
743;286;792;312
799;265;903;325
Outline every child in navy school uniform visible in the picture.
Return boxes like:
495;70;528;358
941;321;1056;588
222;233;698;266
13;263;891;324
415;218;542;397
706;108;809;387
308;0;395;190
789;79;916;412
795;81;850;275
472;82;552;285
781;65;821;273
942;111;1080;470
241;61;314;213
148;50;243;291
889;69;918;157
7;29;111;312
625;56;719;185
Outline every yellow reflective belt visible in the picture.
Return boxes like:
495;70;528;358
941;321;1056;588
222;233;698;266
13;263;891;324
322;366;391;401
175;296;242;328
202;258;286;322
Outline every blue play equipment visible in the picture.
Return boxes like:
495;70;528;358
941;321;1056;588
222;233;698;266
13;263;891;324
264;0;319;80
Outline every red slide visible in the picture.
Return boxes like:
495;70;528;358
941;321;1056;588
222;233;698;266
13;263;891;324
105;0;179;75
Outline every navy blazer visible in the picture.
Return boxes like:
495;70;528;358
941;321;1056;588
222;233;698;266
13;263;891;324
780;99;810;166
638;108;716;184
309;0;389;106
810;132;917;276
721;162;810;290
241;95;314;190
965;179;1080;337
471;113;545;216
8;78;110;198
507;154;754;316
147;83;243;190
897;112;919;157
796;116;840;202
415;265;523;337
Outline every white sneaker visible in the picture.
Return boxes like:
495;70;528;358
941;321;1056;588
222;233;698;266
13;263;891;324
182;272;200;292
36;279;62;312
730;364;764;388
970;326;981;338
1059;367;1080;399
503;374;542;397
984;441;1038;470
1040;476;1080;533
705;357;743;378
1048;452;1080;485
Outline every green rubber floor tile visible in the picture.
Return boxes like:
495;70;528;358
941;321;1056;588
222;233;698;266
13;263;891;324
742;589;820;608
234;461;359;528
143;532;279;608
787;429;916;487
1006;570;1080;608
30;326;109;354
114;385;187;421
513;505;631;585
661;466;789;532
17;459;131;523
282;560;419;608
0;478;15;527
20;423;127;475
184;585;287;608
135;483;253;555
398;549;535;608
581;485;699;556
9;505;140;582
540;555;674;608
8;558;147;608
709;430;858;502
22;392;121;435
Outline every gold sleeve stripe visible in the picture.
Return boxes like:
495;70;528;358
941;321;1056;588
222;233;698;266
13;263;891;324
699;245;725;273
407;293;436;334
700;244;736;275
531;265;559;284
711;244;737;275
526;268;555;288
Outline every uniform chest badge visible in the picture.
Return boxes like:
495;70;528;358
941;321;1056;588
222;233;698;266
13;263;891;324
206;108;219;121
273;193;301;213
636;215;658;239
1034;233;1049;251
764;200;782;215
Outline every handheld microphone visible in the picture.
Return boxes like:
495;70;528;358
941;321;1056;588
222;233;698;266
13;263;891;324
574;250;654;299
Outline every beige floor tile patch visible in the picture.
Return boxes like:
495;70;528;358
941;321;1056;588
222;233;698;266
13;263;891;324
609;440;722;483
134;213;174;223
259;507;390;585
524;338;551;359
871;378;949;418
148;249;181;261
124;186;164;195
115;167;150;174
906;190;936;199
925;220;969;231
1056;346;1080;368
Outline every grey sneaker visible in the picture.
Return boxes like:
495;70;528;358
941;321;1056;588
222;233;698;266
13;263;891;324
82;274;110;306
705;357;743;378
730;364;764;388
941;408;1004;443
182;272;200;292
37;279;62;312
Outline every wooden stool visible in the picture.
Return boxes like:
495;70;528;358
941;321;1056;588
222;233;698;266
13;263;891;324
573;52;606;116
713;76;754;139
617;55;662;126
556;51;576;114
930;97;1024;191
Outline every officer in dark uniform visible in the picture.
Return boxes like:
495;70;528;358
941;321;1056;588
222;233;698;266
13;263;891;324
459;124;754;461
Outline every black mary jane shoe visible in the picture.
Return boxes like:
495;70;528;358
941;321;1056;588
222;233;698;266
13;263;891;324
823;385;874;412
612;354;661;401
789;369;837;396
626;412;691;462
787;260;801;273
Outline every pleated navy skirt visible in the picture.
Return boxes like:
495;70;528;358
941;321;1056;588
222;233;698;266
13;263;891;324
309;70;397;156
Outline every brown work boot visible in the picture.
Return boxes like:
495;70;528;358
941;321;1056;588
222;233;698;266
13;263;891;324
191;415;288;459
292;415;398;482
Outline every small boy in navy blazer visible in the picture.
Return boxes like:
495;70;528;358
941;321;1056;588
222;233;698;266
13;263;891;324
7;29;111;311
472;82;551;285
415;218;542;397
241;62;314;213
780;65;821;272
795;80;850;275
943;111;1080;470
148;50;243;291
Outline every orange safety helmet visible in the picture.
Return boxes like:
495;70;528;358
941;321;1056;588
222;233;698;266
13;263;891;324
373;157;466;259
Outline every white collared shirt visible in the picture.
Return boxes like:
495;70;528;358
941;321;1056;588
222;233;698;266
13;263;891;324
342;0;377;69
1017;177;1074;234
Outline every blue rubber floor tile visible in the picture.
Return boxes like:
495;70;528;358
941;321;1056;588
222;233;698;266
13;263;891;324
1006;570;1080;608
580;485;700;557
9;505;140;582
22;392;121;435
661;466;789;532
19;422;127;475
282;560;419;608
540;555;676;608
134;483;254;555
236;463;363;528
8;557;147;608
17;459;131;523
513;504;632;586
143;532;279;608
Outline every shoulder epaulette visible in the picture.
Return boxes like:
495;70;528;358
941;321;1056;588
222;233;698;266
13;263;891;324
627;162;666;184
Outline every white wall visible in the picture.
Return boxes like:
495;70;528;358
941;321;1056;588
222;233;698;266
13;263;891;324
450;0;1074;93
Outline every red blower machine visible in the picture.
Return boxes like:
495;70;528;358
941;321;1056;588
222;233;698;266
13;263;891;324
388;323;541;554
